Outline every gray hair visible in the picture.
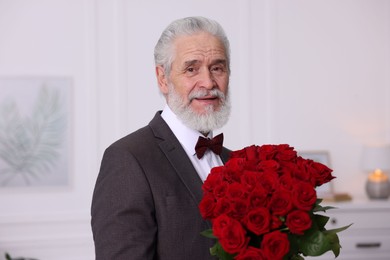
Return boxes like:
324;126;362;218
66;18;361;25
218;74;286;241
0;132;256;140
154;16;231;76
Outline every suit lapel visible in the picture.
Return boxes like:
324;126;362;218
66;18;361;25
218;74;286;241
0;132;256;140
149;112;232;206
149;112;204;204
221;147;231;164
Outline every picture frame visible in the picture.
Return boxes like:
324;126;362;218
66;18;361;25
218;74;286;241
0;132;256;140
298;150;334;198
0;77;72;188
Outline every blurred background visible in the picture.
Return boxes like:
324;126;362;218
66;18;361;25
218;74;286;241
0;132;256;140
0;0;389;259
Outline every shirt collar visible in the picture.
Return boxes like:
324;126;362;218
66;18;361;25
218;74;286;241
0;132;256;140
161;105;213;156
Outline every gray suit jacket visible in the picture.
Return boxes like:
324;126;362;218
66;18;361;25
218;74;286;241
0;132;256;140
91;111;230;260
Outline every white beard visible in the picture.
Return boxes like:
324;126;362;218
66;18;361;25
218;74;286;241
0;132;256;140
167;84;231;133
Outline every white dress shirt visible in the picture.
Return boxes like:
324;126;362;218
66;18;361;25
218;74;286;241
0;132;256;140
161;105;224;182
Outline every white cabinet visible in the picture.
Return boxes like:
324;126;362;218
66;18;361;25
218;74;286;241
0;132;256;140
307;200;390;259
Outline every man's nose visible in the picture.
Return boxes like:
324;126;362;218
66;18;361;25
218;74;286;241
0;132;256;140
198;69;215;89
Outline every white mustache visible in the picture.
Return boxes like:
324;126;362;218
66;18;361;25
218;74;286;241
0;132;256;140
189;88;225;101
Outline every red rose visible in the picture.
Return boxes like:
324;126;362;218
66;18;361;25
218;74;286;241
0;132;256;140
278;172;294;191
213;182;228;199
202;167;224;193
293;157;312;182
292;181;317;211
245;159;259;171
212;214;231;237
269;190;293;216
286;210;312;235
225;157;246;171
258;145;278;160
224;158;246;182
279;160;297;176
270;214;283;229
213;197;232;217
235;246;267;260
243;207;271;235
199;193;216;219
276;144;297;162
248;186;269;209
213;215;249;254
261;230;290;260
230;147;247;159
310;161;335;186
241;170;262;192
229;199;249;220
226;182;248;200
244;145;259;160
257;159;279;172
257;171;279;193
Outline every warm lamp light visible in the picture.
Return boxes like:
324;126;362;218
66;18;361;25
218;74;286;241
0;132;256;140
362;145;390;199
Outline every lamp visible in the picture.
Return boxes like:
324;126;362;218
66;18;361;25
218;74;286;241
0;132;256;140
362;145;390;199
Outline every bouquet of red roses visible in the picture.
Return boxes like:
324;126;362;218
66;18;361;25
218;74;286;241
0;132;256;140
199;144;351;260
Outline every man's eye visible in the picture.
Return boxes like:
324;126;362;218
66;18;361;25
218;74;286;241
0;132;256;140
185;67;198;75
211;66;225;73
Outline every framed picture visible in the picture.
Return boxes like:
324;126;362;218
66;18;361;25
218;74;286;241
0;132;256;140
0;77;72;188
298;151;334;198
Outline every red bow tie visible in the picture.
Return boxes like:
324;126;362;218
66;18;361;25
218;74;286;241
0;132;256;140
195;133;224;159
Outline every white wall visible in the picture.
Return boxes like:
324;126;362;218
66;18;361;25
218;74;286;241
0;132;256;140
0;0;389;259
268;0;390;198
0;0;97;259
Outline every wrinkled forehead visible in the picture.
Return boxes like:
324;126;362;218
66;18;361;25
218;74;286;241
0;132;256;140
171;32;228;64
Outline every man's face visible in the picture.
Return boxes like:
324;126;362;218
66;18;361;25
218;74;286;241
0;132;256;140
157;32;229;116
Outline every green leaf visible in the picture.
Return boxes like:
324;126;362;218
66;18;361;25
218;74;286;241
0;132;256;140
210;242;219;256
286;234;301;259
313;214;330;230
326;232;341;257
210;242;234;260
313;204;337;213
287;254;305;260
324;223;353;235
200;229;216;239
298;222;352;258
298;227;331;256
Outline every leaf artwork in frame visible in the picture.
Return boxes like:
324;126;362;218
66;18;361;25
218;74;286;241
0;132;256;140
0;77;71;187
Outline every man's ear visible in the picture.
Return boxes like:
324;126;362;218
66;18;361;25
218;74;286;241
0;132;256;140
156;65;169;95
